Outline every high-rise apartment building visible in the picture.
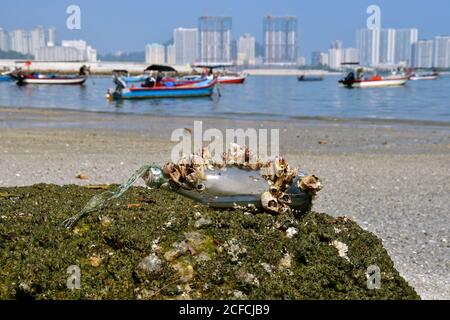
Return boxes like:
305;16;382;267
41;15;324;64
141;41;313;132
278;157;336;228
356;28;380;66
412;40;434;68
379;29;396;64
166;44;176;65
145;43;166;64
30;26;46;56
237;34;256;65
198;16;232;64
263;16;298;64
0;28;10;51
330;40;343;50
9;29;30;55
434;35;450;68
394;28;418;66
47;26;56;47
173;28;198;65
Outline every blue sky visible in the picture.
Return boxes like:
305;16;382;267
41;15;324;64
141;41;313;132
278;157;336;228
1;0;449;58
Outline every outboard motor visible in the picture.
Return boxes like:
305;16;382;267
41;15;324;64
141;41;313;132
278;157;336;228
113;76;127;90
339;72;355;88
15;72;27;86
111;76;127;99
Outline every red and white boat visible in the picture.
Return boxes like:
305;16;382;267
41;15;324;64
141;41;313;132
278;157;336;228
192;64;247;84
339;72;408;88
217;74;247;84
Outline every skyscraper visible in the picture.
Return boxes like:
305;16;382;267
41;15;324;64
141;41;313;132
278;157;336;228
30;26;46;56
173;28;198;65
379;29;396;65
166;44;176;65
412;40;434;68
342;48;359;64
320;52;329;67
434;36;450;68
263;16;298;64
145;43;165;64
0;28;10;51
47;26;56;47
237;34;256;65
311;51;322;66
330;40;343;50
356;28;380;66
328;48;342;70
198;16;232;64
394;28;418;66
9;29;30;55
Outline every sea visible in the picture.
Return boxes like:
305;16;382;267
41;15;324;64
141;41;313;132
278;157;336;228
1;75;449;123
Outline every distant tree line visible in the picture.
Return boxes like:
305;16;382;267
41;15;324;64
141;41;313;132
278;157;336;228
0;50;34;60
98;51;145;62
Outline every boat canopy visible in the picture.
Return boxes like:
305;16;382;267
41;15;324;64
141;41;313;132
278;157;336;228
192;64;234;70
145;65;178;73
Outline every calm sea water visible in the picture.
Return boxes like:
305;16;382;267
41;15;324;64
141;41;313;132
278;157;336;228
1;75;449;122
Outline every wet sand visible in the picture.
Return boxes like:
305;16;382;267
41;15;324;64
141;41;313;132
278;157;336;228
0;106;449;299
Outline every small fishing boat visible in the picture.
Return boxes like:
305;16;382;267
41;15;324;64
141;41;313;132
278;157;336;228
12;74;87;85
339;71;408;88
192;64;247;84
10;65;90;85
297;74;324;82
180;74;246;84
409;72;439;81
217;75;247;84
107;77;217;100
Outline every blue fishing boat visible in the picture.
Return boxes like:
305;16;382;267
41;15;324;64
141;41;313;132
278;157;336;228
107;78;217;100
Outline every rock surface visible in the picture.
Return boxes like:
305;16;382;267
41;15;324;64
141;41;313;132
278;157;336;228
0;184;420;300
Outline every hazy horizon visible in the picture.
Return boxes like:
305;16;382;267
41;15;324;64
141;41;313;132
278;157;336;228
1;0;449;58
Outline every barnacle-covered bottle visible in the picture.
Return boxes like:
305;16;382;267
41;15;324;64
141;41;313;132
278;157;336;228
144;156;320;215
62;145;322;229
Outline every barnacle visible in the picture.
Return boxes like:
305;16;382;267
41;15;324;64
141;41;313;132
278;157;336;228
261;191;279;214
299;175;323;195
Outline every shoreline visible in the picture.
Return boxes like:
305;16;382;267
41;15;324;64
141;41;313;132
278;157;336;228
0;105;449;299
2;106;450;131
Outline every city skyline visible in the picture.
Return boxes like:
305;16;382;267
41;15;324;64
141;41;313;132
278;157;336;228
0;0;449;58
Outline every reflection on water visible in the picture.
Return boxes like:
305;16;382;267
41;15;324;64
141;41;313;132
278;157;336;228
0;75;449;122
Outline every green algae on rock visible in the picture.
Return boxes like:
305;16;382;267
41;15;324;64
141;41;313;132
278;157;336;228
0;184;420;300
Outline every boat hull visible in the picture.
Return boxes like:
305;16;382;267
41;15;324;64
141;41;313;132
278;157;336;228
340;77;408;88
0;75;12;82
409;75;438;81
218;76;246;84
111;79;217;100
15;76;87;85
297;76;323;82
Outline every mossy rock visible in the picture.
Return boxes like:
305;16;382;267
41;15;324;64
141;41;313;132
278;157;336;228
0;184;420;300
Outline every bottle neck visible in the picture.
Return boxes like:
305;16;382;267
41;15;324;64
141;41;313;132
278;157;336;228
143;166;167;189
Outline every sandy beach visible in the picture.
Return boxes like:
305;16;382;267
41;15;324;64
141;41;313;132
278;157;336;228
0;106;449;299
